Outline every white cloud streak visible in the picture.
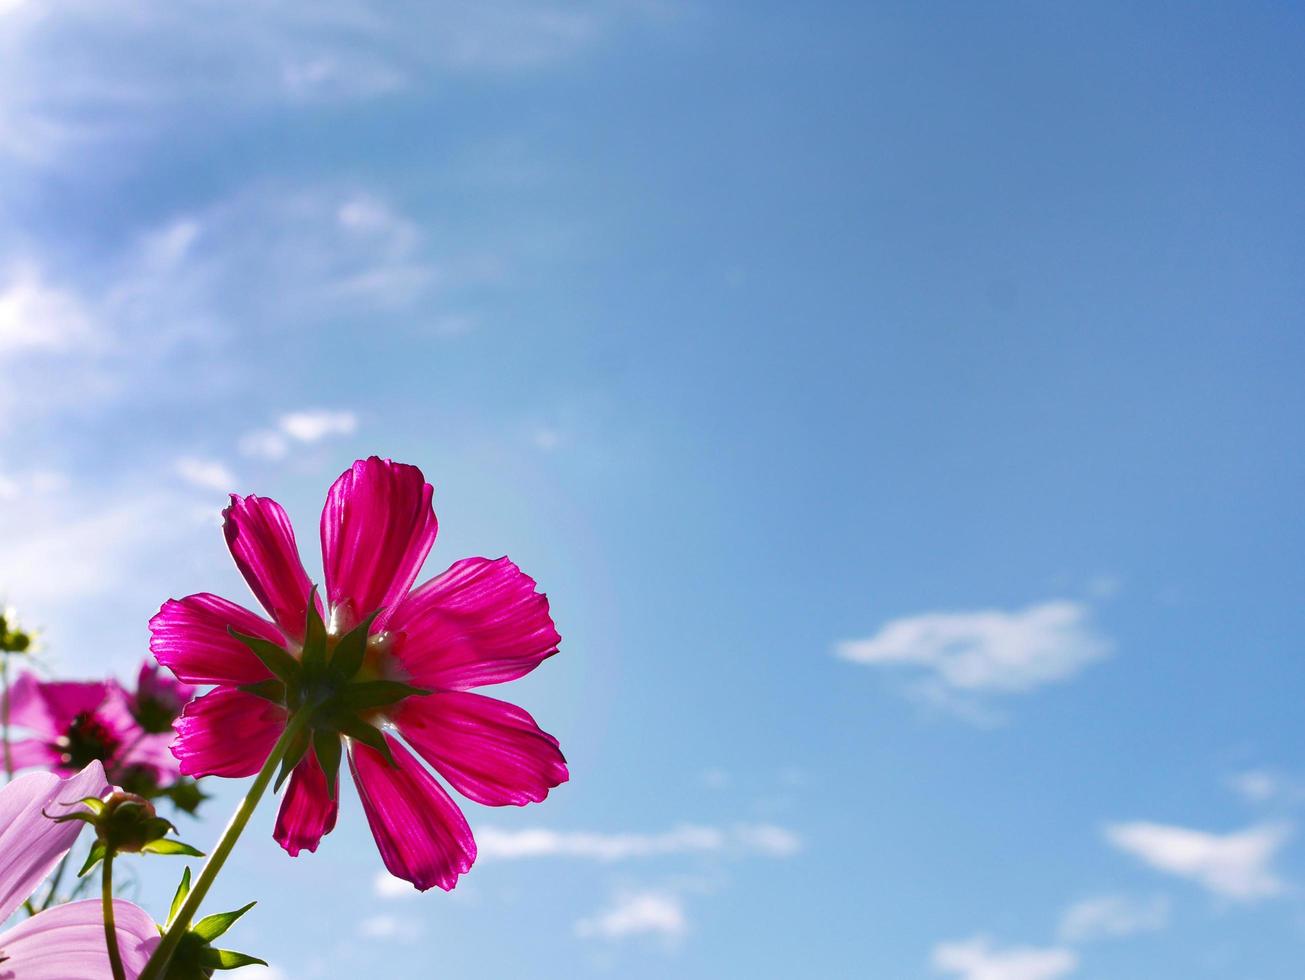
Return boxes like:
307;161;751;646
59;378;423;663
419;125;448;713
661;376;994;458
836;601;1110;719
473;824;802;862
173;457;236;493
932;936;1077;980
1056;894;1169;943
575;890;687;944
1104;821;1290;901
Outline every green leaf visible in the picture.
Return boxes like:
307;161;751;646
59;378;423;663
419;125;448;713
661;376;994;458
338;679;430;711
227;629;300;686
236;678;286;705
193;901;257;942
201;948;269;970
273;725;310;793
327;609;382;681
300;587;328;679
313;730;342;800
337;716;396;767
141;839;205;858
77;840;107;878
169;866;192;926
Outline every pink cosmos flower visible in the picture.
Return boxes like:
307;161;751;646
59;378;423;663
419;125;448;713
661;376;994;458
6;676;179;789
150;456;567;891
0;761;159;978
125;661;196;736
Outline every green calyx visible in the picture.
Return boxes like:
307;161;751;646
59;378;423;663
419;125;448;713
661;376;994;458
161;867;268;979
229;588;429;796
48;792;205;876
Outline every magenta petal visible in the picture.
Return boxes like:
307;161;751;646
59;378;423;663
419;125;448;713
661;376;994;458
172;688;286;778
149;594;283;686
224;493;314;640
393;692;568;807
0;898;159;979
6;676;109;736
274;747;340;857
386;557;560;691
6;738;62;770
0;762;109;923
348;735;475;892
321;457;437;623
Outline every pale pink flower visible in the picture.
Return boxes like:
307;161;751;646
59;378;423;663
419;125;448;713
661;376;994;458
0;761;159;978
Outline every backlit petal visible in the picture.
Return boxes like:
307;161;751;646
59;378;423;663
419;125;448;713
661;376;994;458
224;493;314;640
386;557;559;691
274;746;340;857
149;594;283;686
348;735;475;892
172;688;286;778
0;898;158;979
393;691;568;807
321;457;437;624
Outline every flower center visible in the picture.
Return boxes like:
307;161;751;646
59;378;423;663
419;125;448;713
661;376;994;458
55;711;121;770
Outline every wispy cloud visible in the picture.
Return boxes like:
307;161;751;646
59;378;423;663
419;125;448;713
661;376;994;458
173;457;237;494
836;601;1110;720
357;914;423;943
1104;821;1290;901
0;1;664;168
575;890;687;945
1056;894;1169;943
931;936;1077;980
241;409;358;461
473;823;802;862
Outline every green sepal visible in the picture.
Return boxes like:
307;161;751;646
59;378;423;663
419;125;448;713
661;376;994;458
236;678;286;705
337;716;396;767
45;809;98;826
273;724;311;793
300;587;328;680
201;948;269;970
76;796;106;816
77;840;107;878
193;901;256;942
141;838;205;858
328;609;382;681
227;629;300;686
168;866;192;926
338;680;430;711
312;730;342;800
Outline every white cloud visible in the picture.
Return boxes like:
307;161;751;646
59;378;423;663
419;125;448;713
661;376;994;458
575;890;687;944
1228;768;1305;806
373;871;414;900
1057;894;1169;943
836;601;1110;718
0;264;97;357
278;409;358;443
357;914;422;942
241;408;358;460
1104;821;1290;901
173;456;236;493
932;936;1077;980
474;823;802;862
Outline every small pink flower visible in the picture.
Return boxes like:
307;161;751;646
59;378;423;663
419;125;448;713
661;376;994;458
0;761;159;978
126;660;196;735
6;676;179;790
151;456;567;891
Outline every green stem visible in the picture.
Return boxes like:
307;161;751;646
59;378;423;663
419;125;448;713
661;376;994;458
103;852;127;980
39;850;72;911
139;710;309;980
2;654;13;780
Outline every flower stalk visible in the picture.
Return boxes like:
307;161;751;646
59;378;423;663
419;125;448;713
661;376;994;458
139;709;309;980
102;851;127;980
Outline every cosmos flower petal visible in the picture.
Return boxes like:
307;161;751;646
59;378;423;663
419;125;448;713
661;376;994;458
172;688;286;778
394;691;568;807
149;594;283;686
8;677;109;737
274;747;339;857
348;735;475;892
5;738;62;771
0;898;159;979
321;457;437;624
0;762;109;923
224;493;315;640
386;557;560;690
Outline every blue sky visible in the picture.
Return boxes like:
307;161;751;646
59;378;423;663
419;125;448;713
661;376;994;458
1;2;1303;977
